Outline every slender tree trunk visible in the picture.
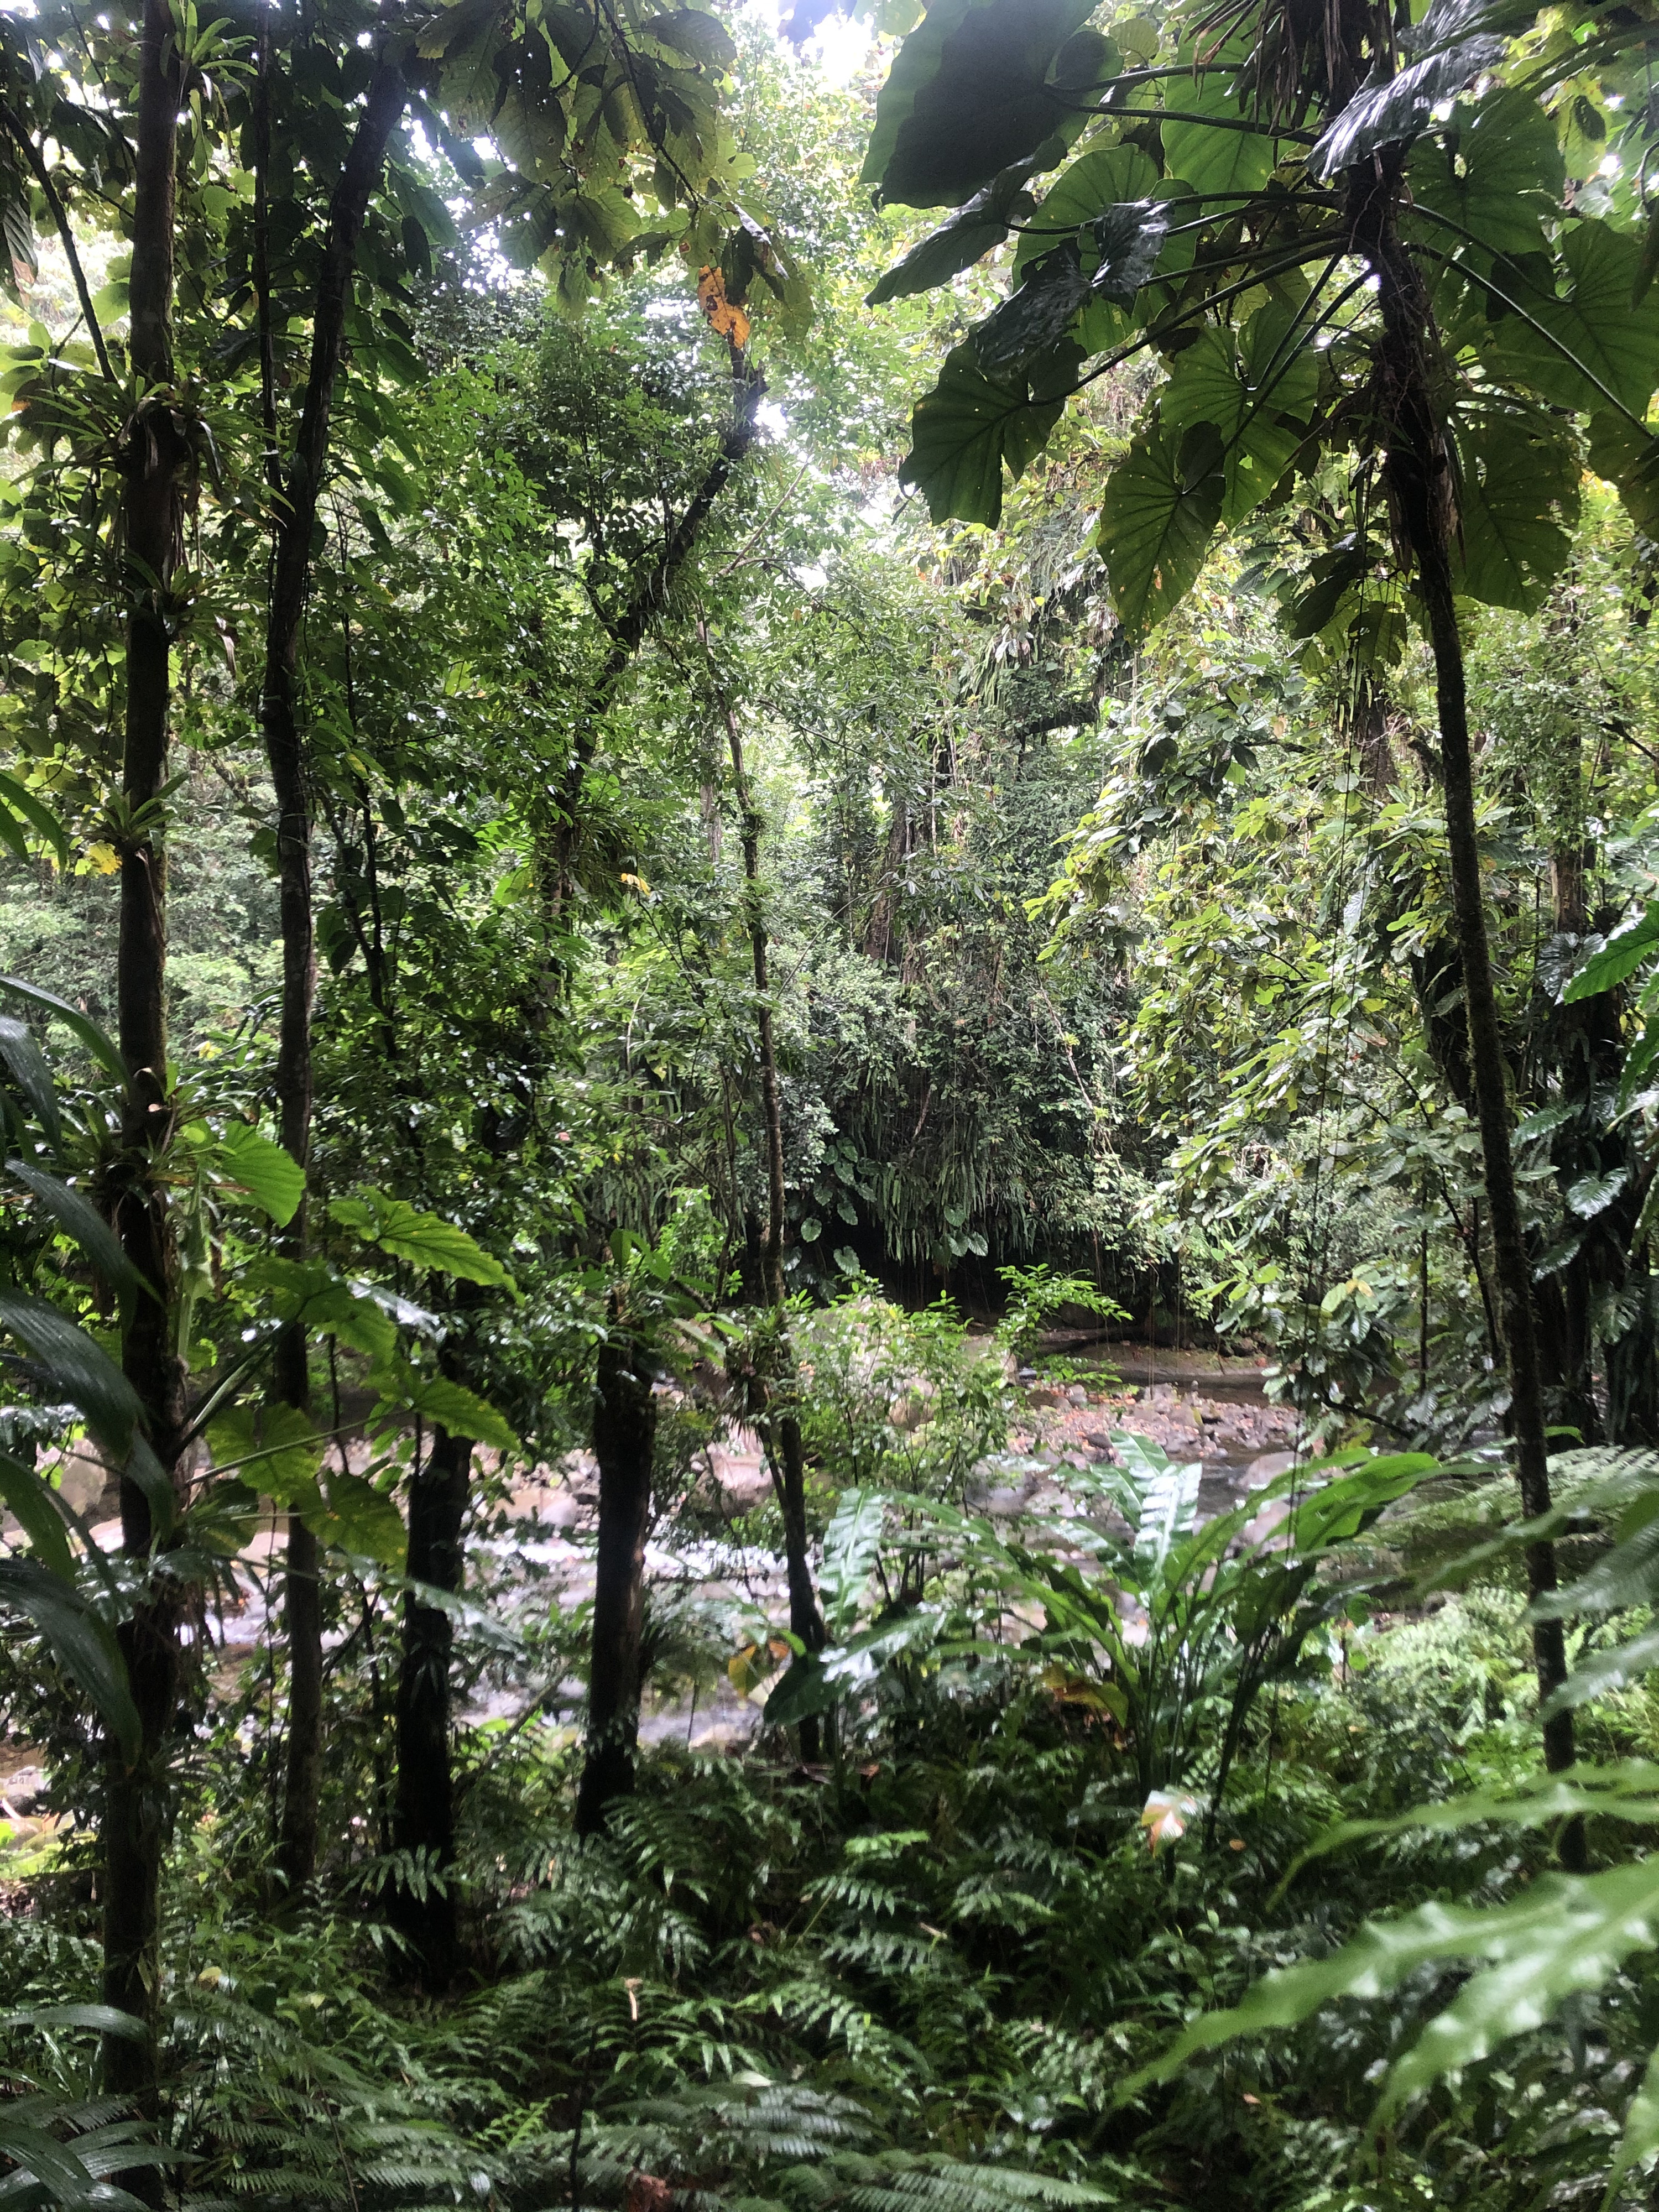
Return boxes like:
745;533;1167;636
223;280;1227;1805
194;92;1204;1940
719;684;825;1757
575;1319;658;1835
1358;169;1580;1850
103;0;187;2136
263;58;405;1891
392;1423;471;1987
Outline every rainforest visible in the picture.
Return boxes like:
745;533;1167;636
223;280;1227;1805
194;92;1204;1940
4;0;1659;2203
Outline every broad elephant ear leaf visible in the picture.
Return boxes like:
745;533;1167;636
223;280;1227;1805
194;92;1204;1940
860;0;1113;208
1311;34;1507;176
1011;143;1160;280
866;163;1036;305
1449;409;1578;611
1403;85;1563;262
1483;221;1659;419
1097;418;1225;636
973;242;1091;375
1588;411;1659;533
1161;40;1280;196
899;339;1070;525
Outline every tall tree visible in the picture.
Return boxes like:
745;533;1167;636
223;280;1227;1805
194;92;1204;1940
105;0;190;2122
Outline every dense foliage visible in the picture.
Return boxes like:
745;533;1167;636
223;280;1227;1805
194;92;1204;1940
8;0;1659;2205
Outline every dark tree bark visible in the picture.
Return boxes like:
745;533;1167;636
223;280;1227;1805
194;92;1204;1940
263;58;406;1892
720;681;826;1759
1354;161;1580;1851
574;1321;659;1835
102;0;188;2139
392;1423;471;1988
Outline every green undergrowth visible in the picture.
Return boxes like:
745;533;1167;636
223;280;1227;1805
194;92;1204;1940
6;1578;1647;2212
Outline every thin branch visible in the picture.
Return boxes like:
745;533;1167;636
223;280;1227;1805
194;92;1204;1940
5;108;114;380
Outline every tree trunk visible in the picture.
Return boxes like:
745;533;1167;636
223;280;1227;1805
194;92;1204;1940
103;0;187;2137
392;1424;471;1987
1357;166;1580;1849
575;1321;658;1835
264;58;405;1891
719;683;825;1759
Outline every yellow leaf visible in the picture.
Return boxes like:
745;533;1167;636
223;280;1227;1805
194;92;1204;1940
696;265;751;349
82;843;119;876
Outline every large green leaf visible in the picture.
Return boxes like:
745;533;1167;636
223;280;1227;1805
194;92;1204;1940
305;1466;405;1566
212;1122;304;1227
1564;906;1659;1001
1161;45;1278;199
1485;220;1659;418
974;243;1091;376
1097;418;1225;635
1312;34;1507;177
0;1448;74;1580
7;1159;151;1303
1160;302;1317;524
387;1373;519;1455
867;163;1036;305
1588;411;1659;533
861;0;1112;208
330;1191;515;1290
0;1557;138;1762
0;977;123;1083
1011;143;1160;280
206;1402;324;1507
1404;86;1563;260
1450;409;1579;611
0;770;69;871
0;1015;61;1150
0;1291;137;1456
900;340;1068;525
1123;1856;1659;2158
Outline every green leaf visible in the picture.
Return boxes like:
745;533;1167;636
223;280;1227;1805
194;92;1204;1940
1160;302;1318;524
206;1403;324;1506
900;339;1069;526
1404;85;1563;261
0;770;69;870
867;163;1035;304
1097;417;1225;635
388;1373;519;1454
1123;1856;1659;2152
0;1016;61;1149
0;1291;137;1456
1011;143;1159;280
1312;35;1507;177
212;1123;304;1227
862;0;1108;208
0;976;124;1083
305;1467;405;1566
330;1190;515;1290
1485;220;1659;419
7;1159;151;1303
1162;46;1279;198
1564;906;1659;1001
0;1557;139;1762
1588;411;1659;533
638;8;737;67
0;1448;74;1579
974;242;1090;376
1449;409;1578;612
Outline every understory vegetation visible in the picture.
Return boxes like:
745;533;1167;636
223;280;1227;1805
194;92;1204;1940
10;0;1659;2204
